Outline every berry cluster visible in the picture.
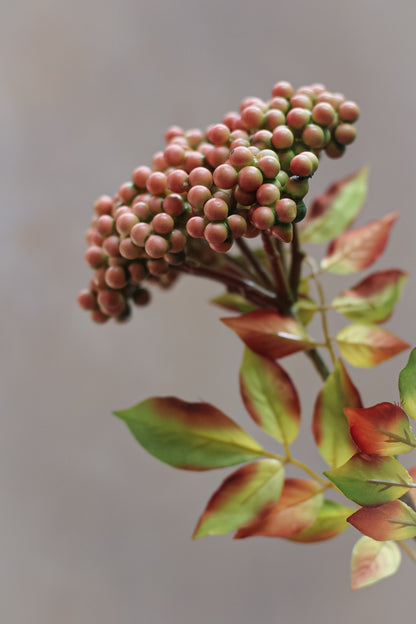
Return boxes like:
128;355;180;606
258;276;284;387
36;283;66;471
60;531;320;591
78;81;359;322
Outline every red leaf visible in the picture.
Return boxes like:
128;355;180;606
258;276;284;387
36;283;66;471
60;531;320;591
234;478;323;539
321;213;398;274
348;500;416;541
222;310;315;359
345;402;416;455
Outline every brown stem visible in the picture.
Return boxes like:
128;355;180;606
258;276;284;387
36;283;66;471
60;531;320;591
261;232;293;313
176;262;277;310
235;238;274;289
289;224;305;299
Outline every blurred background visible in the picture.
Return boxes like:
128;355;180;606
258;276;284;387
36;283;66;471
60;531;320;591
2;0;416;621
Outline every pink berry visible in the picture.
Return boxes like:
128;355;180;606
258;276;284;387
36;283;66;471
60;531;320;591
152;213;174;234
146;172;167;195
204;197;229;221
77;289;97;311
204;222;229;245
286;108;312;129
119;238;142;259
116;212;138;236
131;222;152;247
213;163;238;189
163;193;185;216
207;123;230;146
227;214;247;238
85;245;105;268
94;195;113;216
271;81;293;99
238;166;263;192
272;126;294;149
132;165;152;188
188;185;212;213
188;166;213;188
164;144;186;166
167;169;189;193
105;266;127;289
186;216;205;238
251;206;275;230
145;235;169;258
256;183;280;206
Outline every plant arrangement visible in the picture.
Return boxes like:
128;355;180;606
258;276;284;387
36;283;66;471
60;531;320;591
77;80;416;590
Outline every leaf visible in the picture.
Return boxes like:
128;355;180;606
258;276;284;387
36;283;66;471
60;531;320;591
321;213;398;274
344;402;416;455
312;359;362;467
406;465;416;508
221;310;316;359
399;348;416;421
115;397;265;470
351;536;401;590
331;270;407;324
192;459;284;538
300;168;368;243
234;478;324;539
210;293;258;314
336;323;409;368
288;499;353;543
324;454;412;506
293;296;318;326
348;500;416;541
239;349;301;445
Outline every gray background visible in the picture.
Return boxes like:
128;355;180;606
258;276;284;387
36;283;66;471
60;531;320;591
2;0;416;621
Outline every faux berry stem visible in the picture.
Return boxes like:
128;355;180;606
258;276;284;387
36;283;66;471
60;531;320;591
176;262;277;309
289;224;305;299
261;232;293;313
235;238;274;290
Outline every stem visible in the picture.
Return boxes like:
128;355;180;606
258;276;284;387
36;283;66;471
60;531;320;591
304;349;330;380
306;257;337;366
235;238;274;289
261;232;293;312
399;541;416;565
289;224;305;299
262;450;331;487
176;262;277;309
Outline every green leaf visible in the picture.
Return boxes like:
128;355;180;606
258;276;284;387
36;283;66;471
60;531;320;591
399;348;416;421
293;296;318;326
288;499;353;543
312;359;361;467
240;349;301;445
115;397;265;470
336;323;409;368
193;459;284;538
344;402;416;456
234;478;324;539
210;293;257;314
351;536;401;590
321;213;398;274
300;168;368;243
324;454;412;506
348;500;416;541
331;270;407;324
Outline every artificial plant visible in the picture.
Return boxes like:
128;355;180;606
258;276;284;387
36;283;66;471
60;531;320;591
78;80;416;590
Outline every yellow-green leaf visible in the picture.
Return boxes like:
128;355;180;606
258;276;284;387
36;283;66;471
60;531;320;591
115;397;265;470
288;499;353;543
351;536;401;590
336;323;409;368
331;270;407;324
240;349;301;445
312;359;361;467
324;454;412;506
399;348;416;421
193;459;284;538
300;168;368;243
